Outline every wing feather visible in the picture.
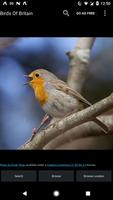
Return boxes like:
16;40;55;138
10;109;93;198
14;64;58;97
50;80;91;107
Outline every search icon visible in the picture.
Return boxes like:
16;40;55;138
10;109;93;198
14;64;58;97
63;9;70;16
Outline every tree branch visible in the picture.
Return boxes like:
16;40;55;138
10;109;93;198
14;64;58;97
43;115;113;149
67;37;96;92
20;92;113;150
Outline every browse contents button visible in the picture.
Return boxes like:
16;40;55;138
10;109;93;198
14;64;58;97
1;170;37;182
76;170;112;182
39;170;74;182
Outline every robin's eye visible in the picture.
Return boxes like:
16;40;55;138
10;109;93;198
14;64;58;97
35;73;39;77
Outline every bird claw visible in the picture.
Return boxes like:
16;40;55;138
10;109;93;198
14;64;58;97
28;127;37;142
32;127;37;135
23;128;37;145
25;114;51;144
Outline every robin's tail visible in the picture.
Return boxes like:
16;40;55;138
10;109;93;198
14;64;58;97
94;118;109;134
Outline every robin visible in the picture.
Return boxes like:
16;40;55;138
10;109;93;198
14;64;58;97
25;68;108;141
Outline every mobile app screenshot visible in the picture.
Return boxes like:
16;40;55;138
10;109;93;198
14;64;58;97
0;1;113;199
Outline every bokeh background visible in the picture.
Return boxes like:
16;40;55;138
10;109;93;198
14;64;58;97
0;37;113;149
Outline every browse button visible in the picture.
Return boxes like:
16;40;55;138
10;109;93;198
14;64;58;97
76;170;112;182
39;170;74;182
1;170;37;182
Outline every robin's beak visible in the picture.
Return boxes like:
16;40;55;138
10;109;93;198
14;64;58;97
24;75;33;85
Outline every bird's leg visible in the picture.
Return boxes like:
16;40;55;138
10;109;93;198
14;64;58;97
25;114;50;144
33;113;50;134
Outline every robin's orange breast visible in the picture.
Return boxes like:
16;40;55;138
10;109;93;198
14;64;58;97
30;77;49;106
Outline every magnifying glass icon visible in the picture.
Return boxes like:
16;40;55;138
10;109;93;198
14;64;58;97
63;9;70;16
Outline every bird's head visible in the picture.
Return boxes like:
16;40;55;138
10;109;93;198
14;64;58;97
24;69;58;90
